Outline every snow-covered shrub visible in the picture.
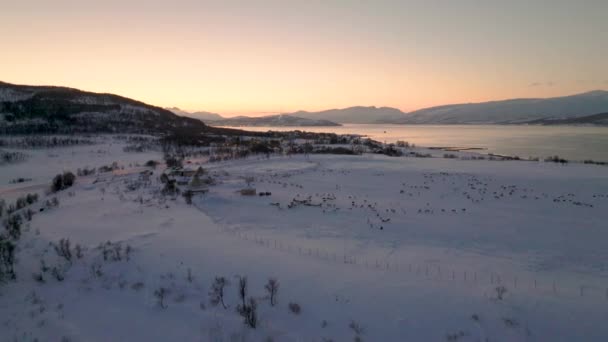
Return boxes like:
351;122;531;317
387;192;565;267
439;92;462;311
154;287;168;309
495;286;507;300
32;272;45;283
5;214;22;240
349;320;365;342
51;266;65;281
75;244;84;259
0;237;16;281
0;150;27;165
503;317;518;328
288;302;301;315
23;208;34;221
237;297;258;329
209;276;229;309
53;238;72;262
100;241;128;262
77;167;96;176
98;162;119;173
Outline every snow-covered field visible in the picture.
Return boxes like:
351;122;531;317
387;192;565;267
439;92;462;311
1;138;607;341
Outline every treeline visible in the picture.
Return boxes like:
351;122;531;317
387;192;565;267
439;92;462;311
0;150;27;164
0;136;94;148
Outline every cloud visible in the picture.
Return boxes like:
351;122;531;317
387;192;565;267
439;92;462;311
529;82;542;87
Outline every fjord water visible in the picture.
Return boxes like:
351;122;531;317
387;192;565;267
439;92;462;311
225;124;608;161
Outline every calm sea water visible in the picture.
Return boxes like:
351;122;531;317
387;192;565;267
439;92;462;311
224;124;608;161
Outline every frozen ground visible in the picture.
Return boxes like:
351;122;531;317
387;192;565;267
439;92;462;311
1;139;607;341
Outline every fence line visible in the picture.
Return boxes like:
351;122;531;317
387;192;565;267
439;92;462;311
219;226;607;301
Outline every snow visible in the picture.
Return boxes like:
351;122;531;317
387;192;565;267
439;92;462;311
1;139;607;341
0;88;34;102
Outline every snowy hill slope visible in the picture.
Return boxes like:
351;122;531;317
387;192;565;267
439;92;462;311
0;81;210;135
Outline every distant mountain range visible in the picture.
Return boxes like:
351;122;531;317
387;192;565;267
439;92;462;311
165;107;224;121
286;106;406;124
395;90;608;124
166;108;341;127
207;114;341;127
187;90;607;125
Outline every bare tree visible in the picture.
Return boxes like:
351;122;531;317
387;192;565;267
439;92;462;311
265;278;279;306
154;287;168;309
495;286;507;300
238;276;248;307
54;238;72;262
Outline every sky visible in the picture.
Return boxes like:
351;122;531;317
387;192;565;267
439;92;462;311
1;0;607;116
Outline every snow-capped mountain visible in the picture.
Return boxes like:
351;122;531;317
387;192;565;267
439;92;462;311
396;90;608;124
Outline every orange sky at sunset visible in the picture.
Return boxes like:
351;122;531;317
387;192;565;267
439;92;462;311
2;1;607;116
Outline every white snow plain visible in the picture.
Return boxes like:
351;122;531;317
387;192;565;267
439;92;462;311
1;138;607;341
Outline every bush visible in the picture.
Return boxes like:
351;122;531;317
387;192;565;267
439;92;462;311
145;160;159;168
209;276;229;309
164;155;183;168
100;241;127;262
237;297;258;329
52;171;76;192
545;155;568;164
54;238;72;262
183;190;193;204
154;287;168;309
77;167;96;176
0;237;16;281
495;286;507;300
288;302;301;315
5;215;22;240
51;266;65;281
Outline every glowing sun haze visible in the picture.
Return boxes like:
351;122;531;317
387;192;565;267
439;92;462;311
2;0;607;116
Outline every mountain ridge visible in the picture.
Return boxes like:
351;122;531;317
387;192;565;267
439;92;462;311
165;107;224;121
286;106;406;124
396;90;608;124
0;81;239;137
208;114;341;127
